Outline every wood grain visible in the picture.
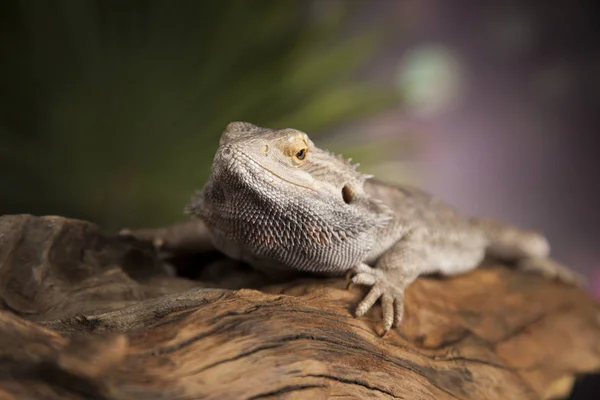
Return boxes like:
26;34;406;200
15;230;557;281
0;214;598;399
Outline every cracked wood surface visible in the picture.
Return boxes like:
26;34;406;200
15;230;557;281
0;214;599;399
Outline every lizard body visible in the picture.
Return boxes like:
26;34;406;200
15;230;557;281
186;122;584;334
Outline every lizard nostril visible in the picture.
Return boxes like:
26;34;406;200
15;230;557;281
342;185;354;204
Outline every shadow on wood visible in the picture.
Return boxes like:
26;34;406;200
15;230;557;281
0;214;599;399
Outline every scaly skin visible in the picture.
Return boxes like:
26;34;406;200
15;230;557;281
186;122;585;335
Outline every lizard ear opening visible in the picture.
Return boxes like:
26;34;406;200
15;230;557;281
342;184;354;204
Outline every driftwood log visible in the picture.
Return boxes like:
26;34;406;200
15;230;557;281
0;214;599;399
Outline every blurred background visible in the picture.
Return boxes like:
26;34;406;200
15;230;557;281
1;0;599;303
1;1;599;394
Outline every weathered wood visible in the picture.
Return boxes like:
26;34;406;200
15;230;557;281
0;214;599;399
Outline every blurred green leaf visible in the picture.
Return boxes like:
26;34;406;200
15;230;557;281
0;0;397;230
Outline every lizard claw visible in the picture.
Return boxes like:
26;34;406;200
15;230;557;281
349;264;406;335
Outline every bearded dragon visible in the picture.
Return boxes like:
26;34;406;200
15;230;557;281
185;122;585;334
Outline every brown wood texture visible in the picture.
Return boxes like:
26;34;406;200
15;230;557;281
0;214;599;399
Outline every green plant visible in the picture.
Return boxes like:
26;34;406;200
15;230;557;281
0;0;397;230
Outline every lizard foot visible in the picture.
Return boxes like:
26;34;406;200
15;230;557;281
349;263;405;336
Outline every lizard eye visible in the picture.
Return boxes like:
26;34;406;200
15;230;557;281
284;136;309;163
295;148;307;160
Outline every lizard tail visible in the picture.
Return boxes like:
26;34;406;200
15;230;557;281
470;218;550;260
471;218;586;287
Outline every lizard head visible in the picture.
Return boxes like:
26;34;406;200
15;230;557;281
187;122;393;274
212;122;374;204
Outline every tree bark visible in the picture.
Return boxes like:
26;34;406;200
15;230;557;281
0;214;598;399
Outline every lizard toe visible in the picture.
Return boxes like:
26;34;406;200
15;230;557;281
348;263;380;290
355;284;382;317
393;296;405;327
351;272;377;287
381;293;394;335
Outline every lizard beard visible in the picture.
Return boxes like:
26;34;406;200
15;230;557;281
188;171;392;276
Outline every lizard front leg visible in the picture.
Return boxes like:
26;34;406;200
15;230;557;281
349;238;425;335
